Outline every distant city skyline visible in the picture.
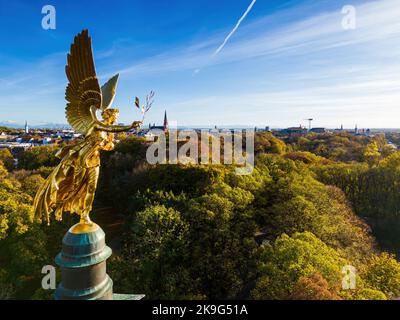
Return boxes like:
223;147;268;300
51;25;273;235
2;119;398;132
1;0;400;128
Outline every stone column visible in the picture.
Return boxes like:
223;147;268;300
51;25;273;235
55;223;113;300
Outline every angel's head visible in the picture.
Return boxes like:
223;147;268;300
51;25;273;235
101;108;119;125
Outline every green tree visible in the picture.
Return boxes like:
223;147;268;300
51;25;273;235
255;132;287;155
351;288;387;300
252;232;348;299
0;178;33;240
362;253;400;298
112;205;192;299
254;155;374;262
17;145;59;170
363;141;380;166
0;269;14;299
289;272;341;300
0;149;14;171
21;174;45;197
0;160;7;179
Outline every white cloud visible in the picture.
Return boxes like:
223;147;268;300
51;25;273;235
169;73;400;128
105;0;397;77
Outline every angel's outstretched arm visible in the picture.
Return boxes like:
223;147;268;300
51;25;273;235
95;121;139;133
95;117;142;133
89;105;141;132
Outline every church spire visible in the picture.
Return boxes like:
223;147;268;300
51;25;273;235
163;110;168;132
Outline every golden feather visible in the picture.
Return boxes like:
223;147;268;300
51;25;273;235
65;29;102;135
101;74;119;111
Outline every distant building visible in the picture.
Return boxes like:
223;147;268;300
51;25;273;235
0;132;12;141
334;124;344;132
42;137;52;145
281;127;308;137
149;110;169;133
163;110;168;132
309;127;327;133
25;121;29;134
0;142;32;156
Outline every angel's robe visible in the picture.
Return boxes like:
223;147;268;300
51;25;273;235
33;130;114;223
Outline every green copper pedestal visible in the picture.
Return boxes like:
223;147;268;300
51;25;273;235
55;223;113;300
55;222;145;300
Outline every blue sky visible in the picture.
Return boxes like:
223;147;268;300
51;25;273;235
0;0;400;128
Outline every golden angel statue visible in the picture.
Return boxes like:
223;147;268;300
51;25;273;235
33;30;152;227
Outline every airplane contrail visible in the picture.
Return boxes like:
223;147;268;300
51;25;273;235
193;0;257;75
213;0;257;57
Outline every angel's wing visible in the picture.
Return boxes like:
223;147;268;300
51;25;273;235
65;29;102;135
101;74;119;111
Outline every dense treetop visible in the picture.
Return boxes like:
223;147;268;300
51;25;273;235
1;132;400;300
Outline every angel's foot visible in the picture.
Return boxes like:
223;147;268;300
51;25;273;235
80;213;92;225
